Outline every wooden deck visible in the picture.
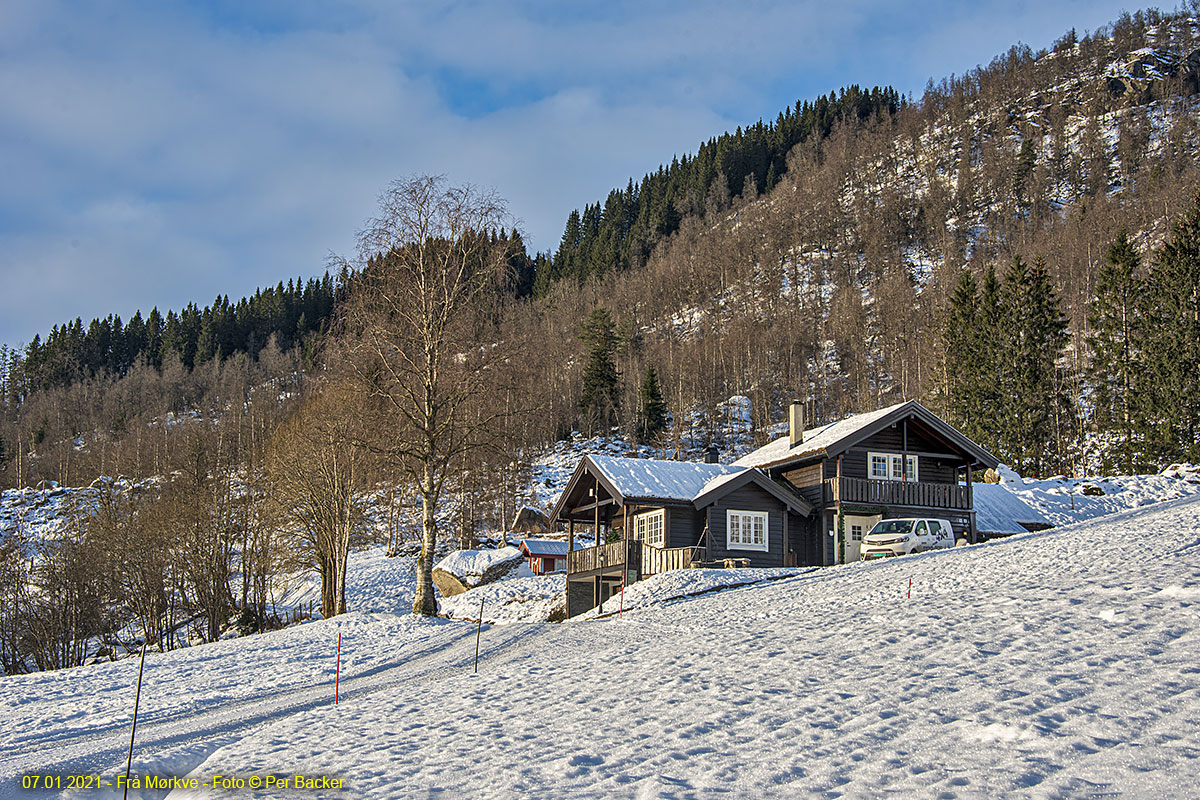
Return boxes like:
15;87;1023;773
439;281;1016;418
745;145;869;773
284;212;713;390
566;539;642;575
826;476;970;510
566;541;705;578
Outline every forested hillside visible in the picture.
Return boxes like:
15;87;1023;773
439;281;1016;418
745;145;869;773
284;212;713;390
1;7;1199;493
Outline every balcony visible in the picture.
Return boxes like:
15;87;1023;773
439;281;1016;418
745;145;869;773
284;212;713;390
826;476;970;510
566;540;707;578
566;539;641;575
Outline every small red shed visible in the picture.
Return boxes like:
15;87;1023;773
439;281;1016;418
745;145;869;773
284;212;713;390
518;538;571;575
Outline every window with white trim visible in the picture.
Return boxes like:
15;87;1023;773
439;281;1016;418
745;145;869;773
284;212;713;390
726;509;769;552
851;524;863;542
634;509;665;547
867;452;918;482
870;453;889;479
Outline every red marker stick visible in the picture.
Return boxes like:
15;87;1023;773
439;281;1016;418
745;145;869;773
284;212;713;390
335;631;341;705
907;577;912;599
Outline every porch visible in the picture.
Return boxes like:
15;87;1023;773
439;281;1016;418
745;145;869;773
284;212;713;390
565;540;708;580
564;540;709;617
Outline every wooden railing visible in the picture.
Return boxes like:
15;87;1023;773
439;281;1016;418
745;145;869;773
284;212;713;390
642;545;704;576
567;540;706;577
827;477;970;510
567;539;642;574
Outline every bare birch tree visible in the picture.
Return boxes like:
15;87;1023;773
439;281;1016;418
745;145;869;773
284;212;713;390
337;175;514;616
266;386;367;619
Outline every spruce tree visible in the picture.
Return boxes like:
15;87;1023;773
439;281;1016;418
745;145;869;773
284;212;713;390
1140;192;1200;463
637;365;668;442
998;256;1069;476
579;308;620;432
942;269;982;441
1087;228;1145;472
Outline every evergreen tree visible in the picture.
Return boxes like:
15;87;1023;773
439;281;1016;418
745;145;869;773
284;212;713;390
579;308;620;432
998;256;1069;475
637;365;668;442
942;269;982;439
1139;192;1200;463
1087;228;1145;472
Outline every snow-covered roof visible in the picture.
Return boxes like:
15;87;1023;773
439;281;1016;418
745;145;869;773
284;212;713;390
733;400;998;470
973;483;1052;534
734;402;909;468
587;455;743;502
692;468;814;515
519;538;571;557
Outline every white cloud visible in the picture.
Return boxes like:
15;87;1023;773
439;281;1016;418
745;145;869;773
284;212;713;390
0;0;1135;346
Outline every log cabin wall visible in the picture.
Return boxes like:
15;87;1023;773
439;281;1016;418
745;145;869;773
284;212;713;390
702;484;788;568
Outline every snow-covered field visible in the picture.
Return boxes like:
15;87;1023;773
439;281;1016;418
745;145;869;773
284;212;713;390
4;490;1200;798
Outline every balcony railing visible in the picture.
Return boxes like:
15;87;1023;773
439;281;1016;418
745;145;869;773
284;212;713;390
567;540;707;576
567;539;642;575
827;477;970;510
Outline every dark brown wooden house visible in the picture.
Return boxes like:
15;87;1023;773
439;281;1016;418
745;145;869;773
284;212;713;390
554;400;1001;616
551;456;813;617
733;400;1000;564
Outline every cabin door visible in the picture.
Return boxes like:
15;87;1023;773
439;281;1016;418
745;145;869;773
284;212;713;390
842;513;881;562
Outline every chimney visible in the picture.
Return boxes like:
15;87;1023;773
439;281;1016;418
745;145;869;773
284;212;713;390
789;401;805;448
704;444;719;463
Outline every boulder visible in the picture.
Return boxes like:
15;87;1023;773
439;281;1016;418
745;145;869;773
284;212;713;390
433;546;523;597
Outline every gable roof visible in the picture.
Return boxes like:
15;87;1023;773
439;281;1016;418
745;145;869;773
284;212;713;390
692;469;813;516
585;455;743;503
519;538;571;557
549;454;812;524
733;400;999;471
972;484;1052;534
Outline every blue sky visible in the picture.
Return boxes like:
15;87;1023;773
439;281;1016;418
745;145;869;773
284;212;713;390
0;0;1135;347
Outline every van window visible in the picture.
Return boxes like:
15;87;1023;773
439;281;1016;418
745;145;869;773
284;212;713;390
869;519;914;535
915;521;928;535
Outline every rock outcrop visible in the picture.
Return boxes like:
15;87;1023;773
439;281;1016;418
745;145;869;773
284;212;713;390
432;546;524;597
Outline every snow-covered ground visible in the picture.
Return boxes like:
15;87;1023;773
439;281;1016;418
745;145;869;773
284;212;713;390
997;462;1200;526
3;491;1200;798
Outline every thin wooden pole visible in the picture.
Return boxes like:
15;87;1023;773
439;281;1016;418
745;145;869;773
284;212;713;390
619;571;625;618
335;631;341;705
123;640;148;800
473;598;484;673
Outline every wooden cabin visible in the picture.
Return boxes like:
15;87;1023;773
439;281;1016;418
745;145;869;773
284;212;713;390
554;400;1000;617
550;456;813;617
733;400;1000;564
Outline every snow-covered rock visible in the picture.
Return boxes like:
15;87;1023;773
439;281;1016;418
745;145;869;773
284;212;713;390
432;547;523;597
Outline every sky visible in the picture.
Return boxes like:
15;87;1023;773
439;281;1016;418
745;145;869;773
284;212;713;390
0;0;1137;348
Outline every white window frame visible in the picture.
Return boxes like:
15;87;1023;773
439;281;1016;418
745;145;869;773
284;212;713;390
867;451;918;482
635;509;665;547
726;509;769;552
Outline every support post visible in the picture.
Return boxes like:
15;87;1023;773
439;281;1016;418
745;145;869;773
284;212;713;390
836;455;845;565
966;462;976;543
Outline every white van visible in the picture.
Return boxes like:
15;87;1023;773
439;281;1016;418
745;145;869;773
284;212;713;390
859;518;956;560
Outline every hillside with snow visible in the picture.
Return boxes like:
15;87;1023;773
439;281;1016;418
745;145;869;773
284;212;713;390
3;487;1200;798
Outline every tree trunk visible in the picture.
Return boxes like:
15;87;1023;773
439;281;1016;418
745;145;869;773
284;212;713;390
413;469;439;616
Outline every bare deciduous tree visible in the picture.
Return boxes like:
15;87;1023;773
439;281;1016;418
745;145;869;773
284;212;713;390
338;175;515;616
266;386;368;619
